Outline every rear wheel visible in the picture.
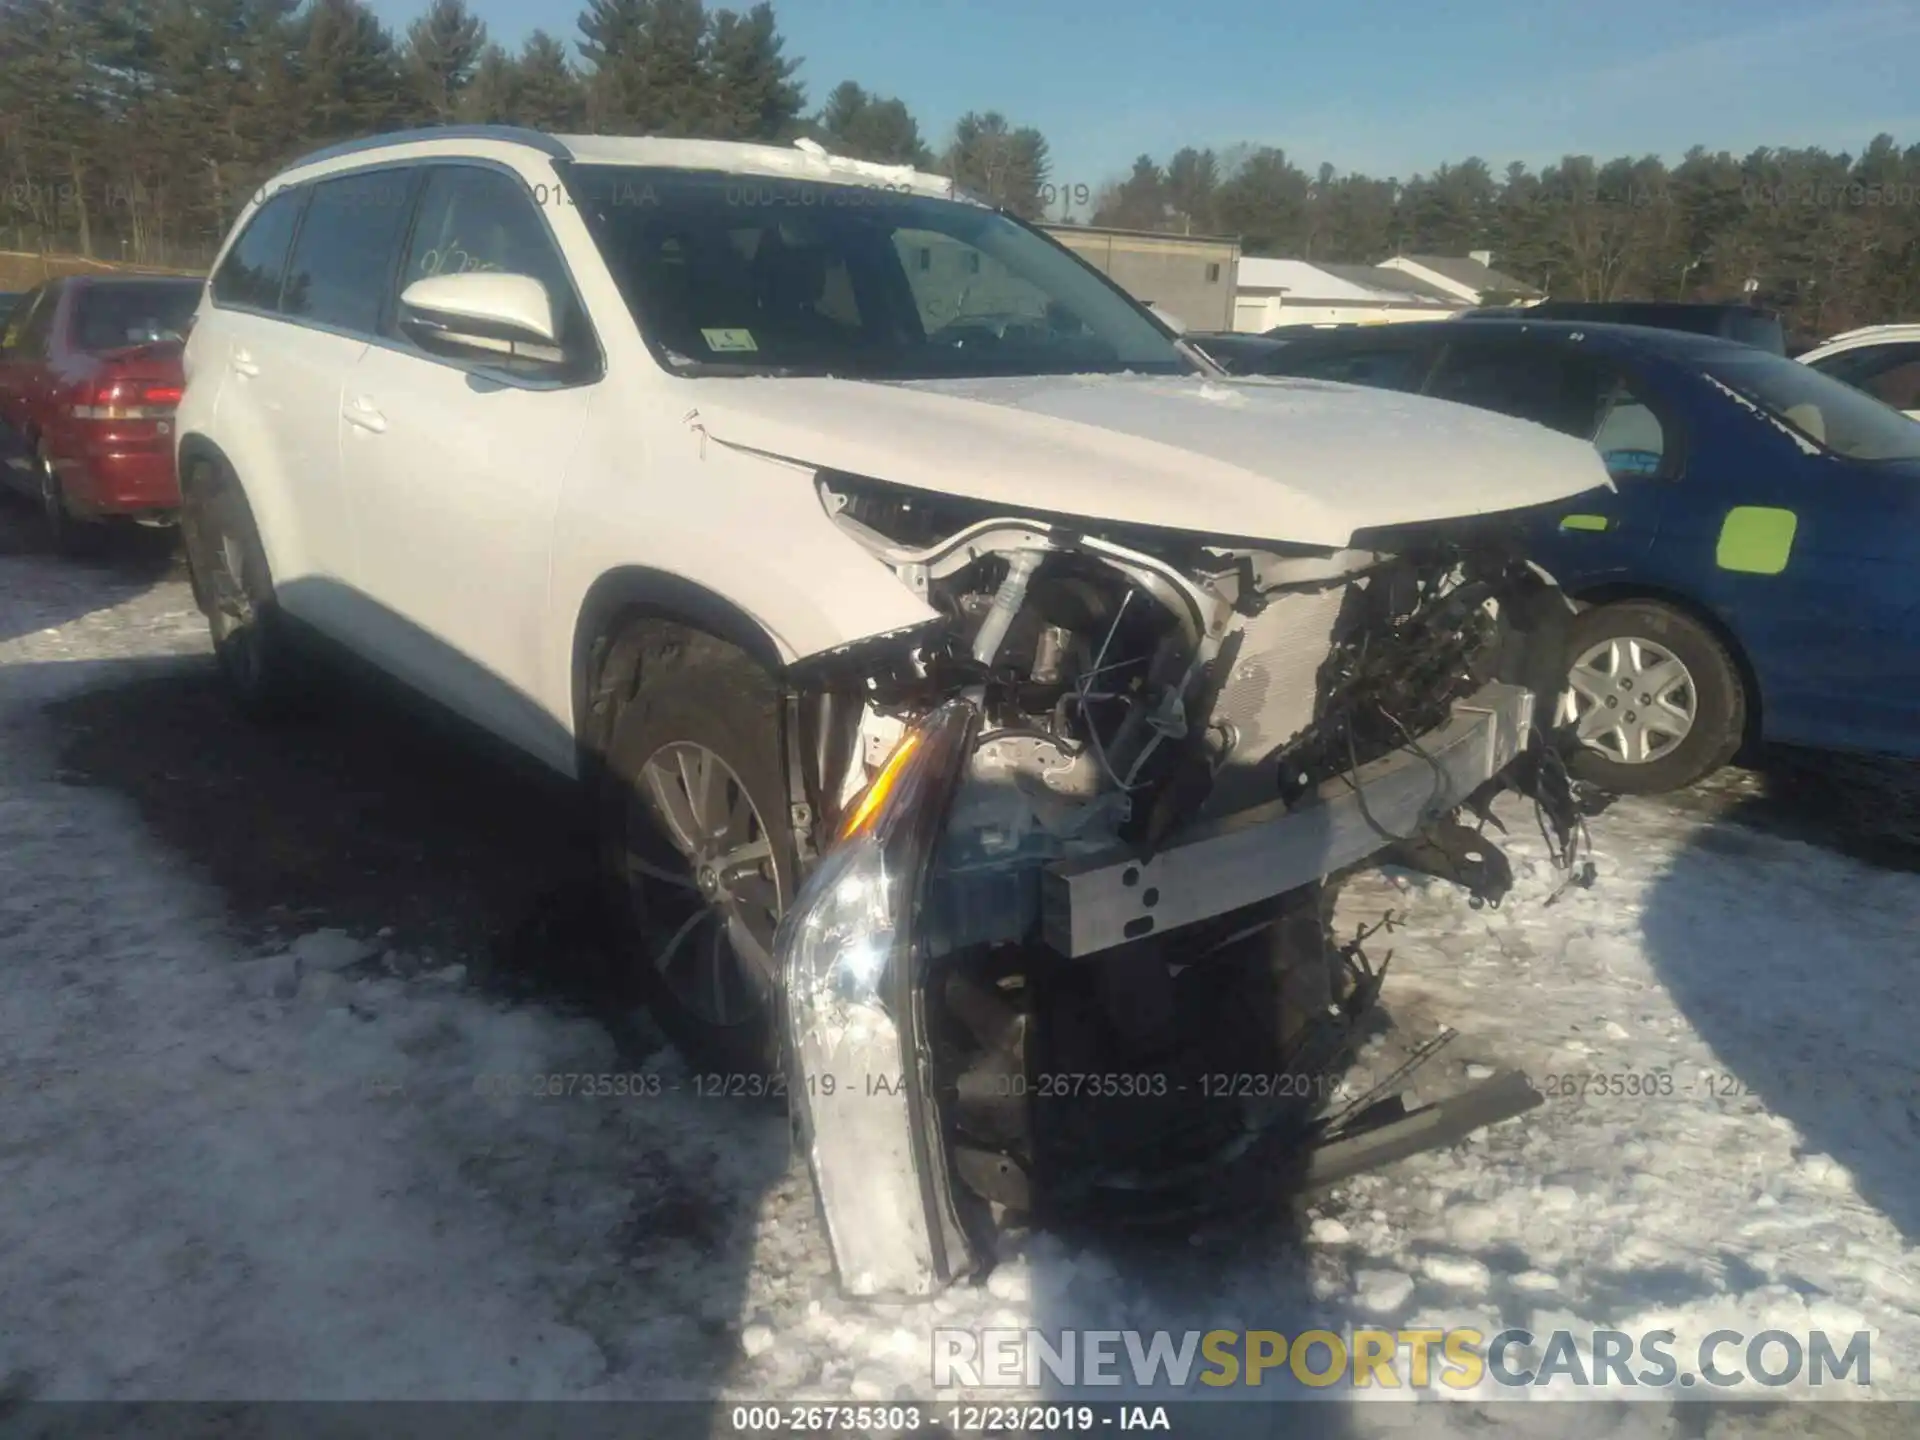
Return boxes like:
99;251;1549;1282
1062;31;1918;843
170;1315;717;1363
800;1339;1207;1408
598;625;798;1079
1558;600;1745;793
36;442;98;556
179;458;308;720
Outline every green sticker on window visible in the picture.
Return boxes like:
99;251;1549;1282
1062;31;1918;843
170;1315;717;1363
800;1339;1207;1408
1716;506;1797;575
1559;513;1610;532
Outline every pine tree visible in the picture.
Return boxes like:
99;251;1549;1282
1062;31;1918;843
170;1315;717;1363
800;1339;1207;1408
1092;156;1167;229
816;81;932;167
403;0;486;124
292;0;406;146
511;31;585;131
0;0;133;256
0;2;1914;335
1212;147;1310;256
457;42;517;123
705;2;802;141
580;0;707;136
1164;147;1218;234
88;0;173;259
944;111;1051;217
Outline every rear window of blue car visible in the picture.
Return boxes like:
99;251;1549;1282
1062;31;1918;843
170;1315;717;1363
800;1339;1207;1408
1701;352;1920;463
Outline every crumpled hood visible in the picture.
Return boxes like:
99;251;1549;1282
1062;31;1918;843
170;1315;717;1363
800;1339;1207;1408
686;371;1612;548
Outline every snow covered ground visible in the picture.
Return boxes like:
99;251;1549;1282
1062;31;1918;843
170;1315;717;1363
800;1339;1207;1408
1;508;1917;1437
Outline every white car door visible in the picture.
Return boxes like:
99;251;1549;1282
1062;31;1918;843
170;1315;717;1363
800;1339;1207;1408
202;172;418;621
337;162;599;775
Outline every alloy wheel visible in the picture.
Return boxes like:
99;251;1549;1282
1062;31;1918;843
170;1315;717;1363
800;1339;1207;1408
203;521;266;689
624;740;784;1027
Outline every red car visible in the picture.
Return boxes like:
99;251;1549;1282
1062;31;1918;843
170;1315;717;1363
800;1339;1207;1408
0;274;202;550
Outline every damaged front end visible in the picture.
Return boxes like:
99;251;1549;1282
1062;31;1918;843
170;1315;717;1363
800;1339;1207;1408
779;474;1589;1300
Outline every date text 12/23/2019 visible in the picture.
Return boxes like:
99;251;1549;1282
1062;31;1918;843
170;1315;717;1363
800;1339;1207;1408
729;1404;1167;1432
447;1069;1795;1106
465;1071;1356;1102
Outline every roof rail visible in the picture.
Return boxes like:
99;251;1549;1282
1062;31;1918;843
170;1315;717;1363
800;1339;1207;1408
280;125;569;174
1822;321;1920;343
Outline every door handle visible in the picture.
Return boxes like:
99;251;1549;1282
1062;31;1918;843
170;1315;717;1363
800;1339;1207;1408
230;349;260;378
342;397;387;434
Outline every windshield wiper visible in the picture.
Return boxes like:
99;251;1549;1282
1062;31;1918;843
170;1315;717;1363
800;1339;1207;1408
661;354;827;379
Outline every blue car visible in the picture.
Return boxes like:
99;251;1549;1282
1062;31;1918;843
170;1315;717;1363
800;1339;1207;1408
1242;319;1920;792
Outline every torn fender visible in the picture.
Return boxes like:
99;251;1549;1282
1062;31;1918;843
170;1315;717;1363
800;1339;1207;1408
548;421;942;694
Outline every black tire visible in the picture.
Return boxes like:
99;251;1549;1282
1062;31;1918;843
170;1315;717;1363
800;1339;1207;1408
597;624;798;1080
1561;600;1745;794
36;442;98;557
178;457;309;720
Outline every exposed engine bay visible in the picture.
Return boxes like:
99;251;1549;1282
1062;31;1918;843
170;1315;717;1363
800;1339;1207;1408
778;470;1592;1299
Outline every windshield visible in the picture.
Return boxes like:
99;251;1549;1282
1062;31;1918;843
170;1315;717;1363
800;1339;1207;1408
74;281;201;351
568;165;1186;380
1701;349;1920;462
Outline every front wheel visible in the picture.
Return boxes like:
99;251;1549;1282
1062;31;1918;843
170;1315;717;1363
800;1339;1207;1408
598;625;800;1080
1557;599;1746;793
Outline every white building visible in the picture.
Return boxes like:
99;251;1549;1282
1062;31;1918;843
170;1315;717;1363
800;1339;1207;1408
1376;251;1544;307
1230;257;1465;332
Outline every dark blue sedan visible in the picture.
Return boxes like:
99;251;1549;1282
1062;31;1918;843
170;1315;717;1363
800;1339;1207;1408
1242;319;1920;792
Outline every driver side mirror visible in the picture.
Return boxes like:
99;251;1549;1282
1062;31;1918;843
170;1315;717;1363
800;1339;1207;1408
398;272;562;364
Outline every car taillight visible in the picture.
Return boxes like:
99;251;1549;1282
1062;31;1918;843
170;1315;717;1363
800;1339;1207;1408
69;380;182;420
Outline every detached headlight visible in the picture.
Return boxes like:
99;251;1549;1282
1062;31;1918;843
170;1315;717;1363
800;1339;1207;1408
777;698;983;1300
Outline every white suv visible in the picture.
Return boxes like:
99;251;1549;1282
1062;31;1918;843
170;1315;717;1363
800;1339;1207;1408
1798;323;1920;418
178;125;1609;1299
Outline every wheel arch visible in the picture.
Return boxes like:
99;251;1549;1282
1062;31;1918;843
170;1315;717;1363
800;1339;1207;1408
174;433;239;612
1569;580;1765;749
175;431;311;608
175;432;231;492
570;566;792;783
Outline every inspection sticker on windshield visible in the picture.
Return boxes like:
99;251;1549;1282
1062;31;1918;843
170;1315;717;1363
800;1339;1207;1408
701;328;759;353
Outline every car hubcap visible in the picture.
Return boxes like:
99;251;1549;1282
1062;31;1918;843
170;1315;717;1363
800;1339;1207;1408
625;741;782;1027
1560;636;1698;764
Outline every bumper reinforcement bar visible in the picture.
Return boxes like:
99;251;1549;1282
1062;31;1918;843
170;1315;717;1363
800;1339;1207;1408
1040;681;1536;957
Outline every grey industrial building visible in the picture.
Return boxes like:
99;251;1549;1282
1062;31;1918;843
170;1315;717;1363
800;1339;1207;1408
1040;224;1241;332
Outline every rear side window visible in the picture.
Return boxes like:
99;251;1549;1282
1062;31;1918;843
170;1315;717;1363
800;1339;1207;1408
0;284;51;354
1270;342;1433;390
1705;350;1920;462
1810;342;1920;412
1428;341;1673;478
1427;342;1610;436
212;190;305;311
1589;373;1670;478
74;282;201;351
281;170;417;335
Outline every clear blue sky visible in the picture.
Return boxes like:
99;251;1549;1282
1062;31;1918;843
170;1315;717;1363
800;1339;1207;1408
368;0;1920;196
